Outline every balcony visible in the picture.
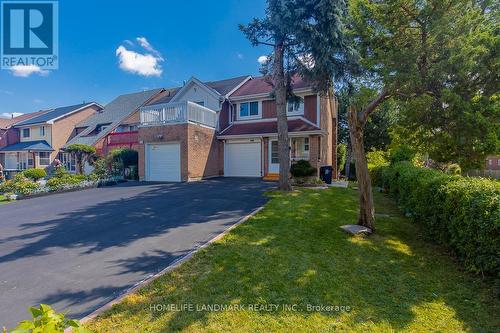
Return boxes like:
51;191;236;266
107;131;139;146
140;101;217;128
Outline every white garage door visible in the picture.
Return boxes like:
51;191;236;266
224;141;261;177
146;143;181;182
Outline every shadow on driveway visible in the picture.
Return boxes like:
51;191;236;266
0;178;271;329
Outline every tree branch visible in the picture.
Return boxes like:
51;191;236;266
359;89;390;124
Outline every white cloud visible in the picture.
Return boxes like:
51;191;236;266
136;37;163;59
258;55;269;65
0;90;13;95
1;112;23;119
10;65;49;77
116;37;164;77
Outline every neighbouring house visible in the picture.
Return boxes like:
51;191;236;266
137;75;337;182
0;103;102;177
64;89;166;161
485;155;500;170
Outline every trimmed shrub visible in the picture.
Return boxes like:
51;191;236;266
445;163;462;175
0;178;40;195
23;168;47;181
389;145;416;164
290;160;316;178
46;174;86;191
379;162;499;277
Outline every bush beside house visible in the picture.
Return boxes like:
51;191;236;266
373;161;499;277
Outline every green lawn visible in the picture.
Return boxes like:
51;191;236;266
0;195;8;205
88;187;499;332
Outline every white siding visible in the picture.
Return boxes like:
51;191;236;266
174;82;220;111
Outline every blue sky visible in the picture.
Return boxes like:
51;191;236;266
0;0;268;116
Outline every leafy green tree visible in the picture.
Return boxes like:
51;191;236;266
347;0;498;230
65;144;96;174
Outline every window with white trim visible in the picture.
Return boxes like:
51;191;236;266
291;137;310;161
239;101;259;118
22;128;30;138
497;159;500;167
287;99;304;115
39;152;51;166
39;126;45;136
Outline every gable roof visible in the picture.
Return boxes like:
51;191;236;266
0;110;51;129
205;75;251;96
0;140;54;152
146;76;251;107
218;119;321;137
14;102;101;127
230;75;312;98
65;88;164;147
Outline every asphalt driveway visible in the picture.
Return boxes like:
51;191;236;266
0;178;271;329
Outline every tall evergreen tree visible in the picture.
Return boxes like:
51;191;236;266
240;0;301;191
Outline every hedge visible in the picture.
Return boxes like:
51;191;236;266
373;162;499;277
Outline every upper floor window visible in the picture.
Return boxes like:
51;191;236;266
39;126;45;136
239;101;259;118
287;99;304;115
488;159;493;166
22;128;30;138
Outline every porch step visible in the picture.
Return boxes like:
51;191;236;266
262;173;279;181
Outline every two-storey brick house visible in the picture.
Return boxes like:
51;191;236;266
0;103;101;176
137;75;337;182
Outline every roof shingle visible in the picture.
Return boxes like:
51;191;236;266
14;103;99;127
0;140;54;152
219;119;320;136
230;75;312;98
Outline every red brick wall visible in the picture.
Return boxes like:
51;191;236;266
486;156;500;170
187;124;221;179
309;135;320;172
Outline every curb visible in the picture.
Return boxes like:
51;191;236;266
77;205;265;325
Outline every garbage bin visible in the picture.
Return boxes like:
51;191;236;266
320;166;333;184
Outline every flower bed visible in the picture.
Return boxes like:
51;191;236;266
0;170;120;200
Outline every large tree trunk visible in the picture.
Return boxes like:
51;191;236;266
348;105;375;230
274;42;292;191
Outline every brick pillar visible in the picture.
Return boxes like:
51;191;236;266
309;135;320;175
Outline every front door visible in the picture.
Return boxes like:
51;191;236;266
268;139;280;173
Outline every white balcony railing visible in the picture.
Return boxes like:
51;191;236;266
140;101;218;128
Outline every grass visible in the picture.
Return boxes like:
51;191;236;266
0;195;8;205
88;187;499;332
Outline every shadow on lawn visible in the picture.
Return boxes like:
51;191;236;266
92;188;498;332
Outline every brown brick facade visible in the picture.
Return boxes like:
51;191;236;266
138;123;221;181
52;104;101;160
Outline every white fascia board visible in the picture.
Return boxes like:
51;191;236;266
217;130;324;140
171;77;221;103
48;102;104;124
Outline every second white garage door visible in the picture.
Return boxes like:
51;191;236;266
224;141;261;177
146;143;181;182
